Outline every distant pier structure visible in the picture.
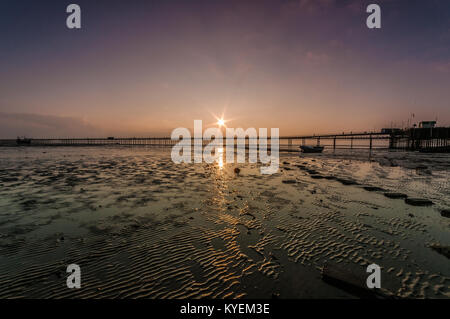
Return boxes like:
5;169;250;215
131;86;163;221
1;126;449;152
389;126;450;152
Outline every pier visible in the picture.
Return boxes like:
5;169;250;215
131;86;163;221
390;127;450;152
2;127;449;152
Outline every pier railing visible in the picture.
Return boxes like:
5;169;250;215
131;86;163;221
2;132;391;151
3;128;449;152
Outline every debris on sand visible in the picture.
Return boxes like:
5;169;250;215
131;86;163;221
383;192;407;199
405;198;433;206
440;209;450;218
56;233;65;243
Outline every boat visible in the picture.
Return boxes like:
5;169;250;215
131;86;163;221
16;137;32;145
300;145;324;153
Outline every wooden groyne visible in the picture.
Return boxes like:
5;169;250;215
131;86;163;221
2;127;449;152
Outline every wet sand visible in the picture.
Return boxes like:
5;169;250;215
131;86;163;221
0;146;448;298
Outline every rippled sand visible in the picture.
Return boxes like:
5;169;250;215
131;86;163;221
0;147;448;298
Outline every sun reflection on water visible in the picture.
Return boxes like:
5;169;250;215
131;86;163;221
217;147;224;169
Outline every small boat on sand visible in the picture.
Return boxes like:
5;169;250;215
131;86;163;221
300;145;324;153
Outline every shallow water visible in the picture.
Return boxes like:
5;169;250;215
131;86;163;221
0;146;448;298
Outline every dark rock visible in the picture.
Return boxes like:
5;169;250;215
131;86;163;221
405;198;433;206
282;179;296;184
429;244;450;259
363;186;384;192
384;192;407;199
440;209;450;218
22;199;38;210
321;263;394;299
337;178;358;185
310;175;324;179
234;167;241;175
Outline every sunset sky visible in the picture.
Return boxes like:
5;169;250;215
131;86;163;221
0;0;449;138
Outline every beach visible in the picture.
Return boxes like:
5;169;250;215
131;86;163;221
0;146;448;298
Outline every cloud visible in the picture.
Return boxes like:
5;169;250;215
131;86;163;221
0;112;103;138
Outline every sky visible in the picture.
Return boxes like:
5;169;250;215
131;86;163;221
0;0;449;138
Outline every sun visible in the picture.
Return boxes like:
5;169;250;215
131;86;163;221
217;118;225;127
